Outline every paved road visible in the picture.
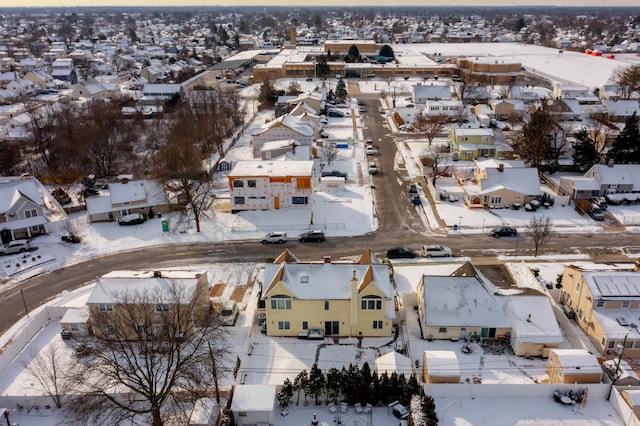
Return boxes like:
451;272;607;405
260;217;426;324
1;97;639;334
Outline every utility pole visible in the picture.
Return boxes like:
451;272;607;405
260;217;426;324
607;333;628;401
20;289;30;320
208;342;221;404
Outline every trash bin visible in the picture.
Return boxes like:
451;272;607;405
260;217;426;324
453;224;458;231
161;219;170;232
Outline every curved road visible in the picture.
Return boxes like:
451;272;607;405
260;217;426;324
2;100;639;334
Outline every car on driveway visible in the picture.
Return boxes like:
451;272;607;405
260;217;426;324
409;193;422;206
118;213;146;226
490;226;517;237
0;240;32;255
261;232;288;244
298;230;325;242
321;170;348;179
387;246;418;259
422;244;453;258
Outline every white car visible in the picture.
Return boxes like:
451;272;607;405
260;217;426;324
366;146;377;155
422;244;453;258
0;240;32;255
261;232;288;244
220;301;238;326
368;162;379;174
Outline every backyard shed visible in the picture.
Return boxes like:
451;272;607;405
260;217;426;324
547;349;602;384
231;384;276;425
423;350;461;384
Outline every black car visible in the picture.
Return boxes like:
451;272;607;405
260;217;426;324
489;226;517;237
298;230;325;242
327;110;344;118
387;246;418;259
321;170;348;179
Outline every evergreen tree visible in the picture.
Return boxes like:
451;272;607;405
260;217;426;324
342;364;361;404
572;128;599;172
406;375;420;404
258;78;277;109
306;363;326;405
368;371;381;406
346;44;361;63
379;44;395;60
389;372;402;403
277;378;294;408
356;362;373;404
421;394;438;426
315;54;330;79
378;372;391;404
335;77;348;102
609;112;640;163
325;368;342;404
294;370;309;405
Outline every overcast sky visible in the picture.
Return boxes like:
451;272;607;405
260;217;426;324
9;0;640;8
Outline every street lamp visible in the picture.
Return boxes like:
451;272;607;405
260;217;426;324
458;216;463;230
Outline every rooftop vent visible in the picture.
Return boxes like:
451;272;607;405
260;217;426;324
301;275;309;283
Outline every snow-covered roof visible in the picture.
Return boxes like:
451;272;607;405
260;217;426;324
587;164;640;188
424;350;460;377
606;99;640;116
85;179;168;215
549;349;601;374
86;270;205;305
231;385;276;412
583;271;640;298
0;176;43;213
452;128;494;138
623;390;640;406
475;159;525;170
509;296;563;344
229;160;314;177
420;275;510;328
253;114;316;138
478;168;541;196
564;176;601;191
375;351;413;376
60;307;90;324
413;84;452;100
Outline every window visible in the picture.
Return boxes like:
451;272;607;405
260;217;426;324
596;300;605;308
278;321;290;330
24;209;37;218
292;196;308;205
622;301;630;308
324;301;330;310
578;308;583;319
302;321;308;330
601;337;606;346
98;303;114;312
247;179;256;188
634;341;640;349
234;197;245;205
233;180;244;188
155;303;170;312
70;324;79;332
625;340;634;349
373;320;383;329
608;340;616;349
271;296;292;310
361;296;382;310
438;327;447;333
490;196;502;204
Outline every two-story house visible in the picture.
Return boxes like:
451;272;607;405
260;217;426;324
228;160;314;213
85;178;170;223
448;128;496;160
51;58;77;85
251;115;317;157
262;250;395;338
85;269;210;340
560;263;640;358
0;176;51;243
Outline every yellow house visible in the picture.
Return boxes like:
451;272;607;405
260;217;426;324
262;250;395;338
448;128;495;160
560;263;640;357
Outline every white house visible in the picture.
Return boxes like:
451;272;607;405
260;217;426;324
251;114;317;157
228;160;314;213
85;178;169;222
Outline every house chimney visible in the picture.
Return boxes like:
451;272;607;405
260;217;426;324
324;256;331;264
153;271;162;278
608;159;614;167
498;163;504;172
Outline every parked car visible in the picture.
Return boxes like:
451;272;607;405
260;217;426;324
366;146;377;155
589;197;608;210
407;183;418;194
118;213;146;226
335;103;349;109
587;203;605;221
0;240;31;255
489;226;517;237
368;162;379;174
319;130;329;138
365;139;374;147
422;244;453;258
298;230;325;242
387;246;418;259
321;170;348;179
220;301;238;326
261;232;287;244
327;110;344;118
409;193;422;206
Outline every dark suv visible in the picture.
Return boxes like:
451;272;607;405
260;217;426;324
387;246;418;259
298;230;325;242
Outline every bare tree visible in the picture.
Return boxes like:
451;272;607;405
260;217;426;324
529;215;553;257
415;113;448;146
23;341;72;408
586;118;615;161
453;106;469;125
610;64;640;99
422;145;451;186
320;142;339;165
453;68;481;105
65;280;226;426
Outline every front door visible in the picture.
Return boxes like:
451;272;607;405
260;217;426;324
325;321;339;336
274;196;280;209
481;327;496;338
